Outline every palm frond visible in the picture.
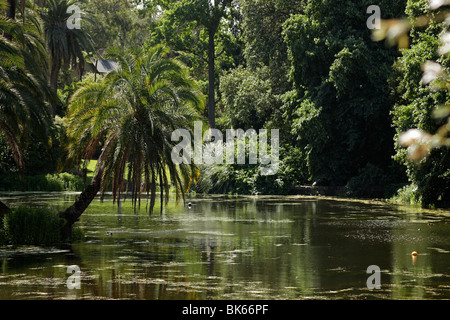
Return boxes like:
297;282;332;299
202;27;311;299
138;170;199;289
66;47;206;213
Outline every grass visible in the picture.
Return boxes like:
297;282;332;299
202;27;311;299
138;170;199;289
85;159;97;179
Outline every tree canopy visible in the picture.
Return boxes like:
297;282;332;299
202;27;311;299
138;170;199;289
390;0;450;207
283;0;407;187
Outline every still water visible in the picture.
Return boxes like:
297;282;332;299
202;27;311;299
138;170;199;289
0;193;449;300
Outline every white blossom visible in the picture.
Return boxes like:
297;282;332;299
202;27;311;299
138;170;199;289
421;61;444;84
399;129;434;161
429;0;450;10
399;129;431;146
438;32;450;55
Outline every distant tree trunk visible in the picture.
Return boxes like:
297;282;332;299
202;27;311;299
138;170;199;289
37;0;46;9
59;166;104;241
50;55;61;115
0;200;11;218
207;28;216;129
4;0;16;41
6;0;16;20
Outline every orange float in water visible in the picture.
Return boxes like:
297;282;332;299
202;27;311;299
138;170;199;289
411;251;418;256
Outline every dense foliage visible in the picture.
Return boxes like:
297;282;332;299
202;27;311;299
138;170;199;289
390;0;450;207
0;1;54;173
1;0;449;215
0;206;62;245
283;0;407;189
64;46;204;211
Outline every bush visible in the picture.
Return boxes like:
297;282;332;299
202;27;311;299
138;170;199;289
0;173;86;192
44;173;86;191
194;164;291;195
392;183;422;206
194;146;301;196
219;66;282;130
345;163;389;198
2;206;63;246
0;127;65;177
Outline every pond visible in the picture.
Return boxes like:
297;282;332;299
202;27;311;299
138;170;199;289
0;193;449;300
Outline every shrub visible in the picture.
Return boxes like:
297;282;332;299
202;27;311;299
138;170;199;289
0;173;86;192
219;66;282;130
2;206;63;246
391;183;422;206
345;163;388;198
0;129;65;177
194;146;301;196
45;173;86;191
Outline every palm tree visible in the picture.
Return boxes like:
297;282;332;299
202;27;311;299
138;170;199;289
5;0;47;29
41;0;94;115
0;1;53;214
1;1;53;164
60;46;205;240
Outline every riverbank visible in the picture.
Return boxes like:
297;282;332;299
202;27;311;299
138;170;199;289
290;183;450;209
291;183;405;198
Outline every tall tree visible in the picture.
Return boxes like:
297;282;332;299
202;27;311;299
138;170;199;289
240;0;305;95
0;1;53;213
390;0;450;207
59;46;204;240
83;0;154;53
150;0;237;128
41;0;94;115
283;0;407;187
219;0;305;132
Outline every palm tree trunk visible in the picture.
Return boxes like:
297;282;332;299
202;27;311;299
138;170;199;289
4;0;16;41
59;166;104;241
6;0;16;20
207;28;216;129
50;55;61;115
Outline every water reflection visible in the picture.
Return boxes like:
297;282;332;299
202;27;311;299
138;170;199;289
0;194;449;299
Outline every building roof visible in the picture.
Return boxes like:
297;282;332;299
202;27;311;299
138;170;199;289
90;58;119;73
